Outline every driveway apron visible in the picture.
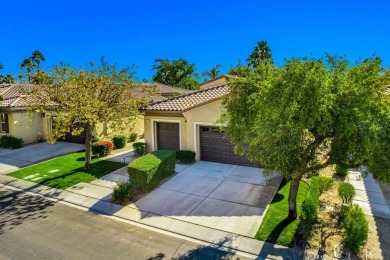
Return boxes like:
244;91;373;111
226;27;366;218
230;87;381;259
130;161;282;237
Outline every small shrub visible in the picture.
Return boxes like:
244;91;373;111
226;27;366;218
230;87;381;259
176;150;196;163
112;135;127;149
132;142;146;156
112;182;137;203
343;204;368;253
129;133;138;142
0;135;23;149
338;182;355;203
311;176;334;194
99;140;114;151
128;149;176;191
91;141;113;157
336;164;348;177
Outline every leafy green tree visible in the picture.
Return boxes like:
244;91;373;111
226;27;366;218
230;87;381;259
24;59;156;170
0;63;15;84
202;64;222;81
152;58;200;90
0;74;15;84
221;56;390;219
20;58;35;83
31;50;46;72
247;41;273;68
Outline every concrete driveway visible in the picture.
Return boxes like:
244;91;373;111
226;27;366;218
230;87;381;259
0;142;84;174
130;161;282;237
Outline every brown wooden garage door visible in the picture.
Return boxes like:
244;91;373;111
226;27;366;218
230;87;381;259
200;126;255;166
157;122;180;150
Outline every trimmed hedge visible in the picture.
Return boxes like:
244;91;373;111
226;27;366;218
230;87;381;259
0;135;23;149
312;175;334;193
343;204;368;253
112;135;127;149
91;141;113;157
338;182;355;203
176;150;196;163
301;181;320;221
132;142;146;156
128;150;176;191
301;176;334;221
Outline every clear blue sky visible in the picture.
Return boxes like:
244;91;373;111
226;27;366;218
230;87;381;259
1;0;389;81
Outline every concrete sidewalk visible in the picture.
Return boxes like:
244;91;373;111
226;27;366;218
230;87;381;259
349;171;390;219
0;174;307;260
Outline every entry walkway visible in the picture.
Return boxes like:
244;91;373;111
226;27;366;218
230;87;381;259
349;171;390;219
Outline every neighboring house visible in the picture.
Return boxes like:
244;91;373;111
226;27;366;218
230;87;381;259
0;84;50;144
142;81;254;166
0;83;191;145
199;74;236;90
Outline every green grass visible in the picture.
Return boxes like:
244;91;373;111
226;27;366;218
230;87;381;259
8;151;125;190
255;179;310;247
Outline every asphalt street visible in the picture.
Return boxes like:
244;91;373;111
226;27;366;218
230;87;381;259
0;186;251;260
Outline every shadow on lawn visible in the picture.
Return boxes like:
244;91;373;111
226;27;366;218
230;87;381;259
265;217;296;244
0;187;55;235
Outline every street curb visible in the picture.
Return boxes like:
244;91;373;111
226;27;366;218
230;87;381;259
0;175;325;260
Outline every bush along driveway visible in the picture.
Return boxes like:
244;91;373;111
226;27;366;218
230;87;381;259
7;151;125;190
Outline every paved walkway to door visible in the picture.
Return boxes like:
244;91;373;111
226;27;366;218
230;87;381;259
131;161;282;237
349;170;390;219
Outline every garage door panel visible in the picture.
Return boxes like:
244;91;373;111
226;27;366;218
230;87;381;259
199;126;257;167
157;123;180;150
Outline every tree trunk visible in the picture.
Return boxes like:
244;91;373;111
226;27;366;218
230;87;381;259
288;172;302;220
84;124;92;171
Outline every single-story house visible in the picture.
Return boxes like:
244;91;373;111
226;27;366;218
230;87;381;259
142;77;255;166
0;83;191;144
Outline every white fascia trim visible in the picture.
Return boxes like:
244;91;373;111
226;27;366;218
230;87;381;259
151;119;182;151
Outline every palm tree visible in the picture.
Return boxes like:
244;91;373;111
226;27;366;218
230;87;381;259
202;64;222;81
31;50;45;72
0;63;4;70
247;41;273;68
20;58;35;83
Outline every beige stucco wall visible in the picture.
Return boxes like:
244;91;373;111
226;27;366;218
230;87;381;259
9;112;49;144
95;115;144;140
199;77;227;90
144;99;224;160
143;115;186;153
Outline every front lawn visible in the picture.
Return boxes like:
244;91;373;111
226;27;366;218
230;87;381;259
255;179;309;247
8;151;124;190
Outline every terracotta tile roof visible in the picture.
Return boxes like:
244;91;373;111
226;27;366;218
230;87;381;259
143;82;193;96
0;83;169;108
0;84;37;108
199;74;237;86
145;84;229;112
